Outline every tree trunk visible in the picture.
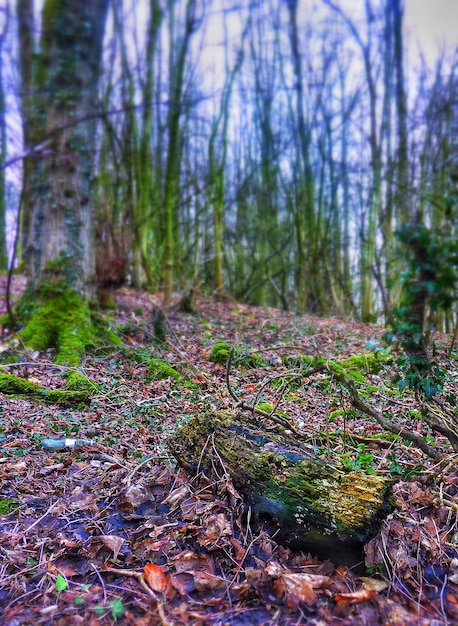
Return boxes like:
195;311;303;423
168;411;393;558
15;0;110;365
0;9;8;271
162;0;197;310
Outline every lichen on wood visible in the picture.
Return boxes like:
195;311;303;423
167;410;394;553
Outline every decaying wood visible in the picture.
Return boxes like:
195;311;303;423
167;410;394;559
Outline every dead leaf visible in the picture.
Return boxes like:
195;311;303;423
359;576;388;592
144;563;173;596
163;485;189;506
171;573;196;595
9;461;28;473
99;535;125;561
193;571;227;592
230;537;246;563
265;561;330;606
52;556;90;577
171;550;214;575
224;478;242;502
39;463;65;475
273;574;316;605
335;588;377;605
118;485;149;511
67;487;97;511
199;513;232;546
265;560;283;578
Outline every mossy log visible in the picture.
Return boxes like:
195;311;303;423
168;411;394;559
0;373;92;406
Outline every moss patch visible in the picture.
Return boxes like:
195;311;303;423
209;342;231;364
64;370;98;392
12;286;120;367
0;372;91;406
209;342;267;368
283;352;389;378
148;359;181;381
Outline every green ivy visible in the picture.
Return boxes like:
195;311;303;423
387;207;458;396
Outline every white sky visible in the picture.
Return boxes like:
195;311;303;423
404;0;458;63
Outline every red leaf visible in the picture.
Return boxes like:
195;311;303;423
144;563;173;596
335;588;377;605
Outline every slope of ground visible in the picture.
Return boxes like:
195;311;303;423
0;278;457;625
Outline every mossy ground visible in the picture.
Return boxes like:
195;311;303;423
0;285;120;404
0;279;456;624
209;342;267;367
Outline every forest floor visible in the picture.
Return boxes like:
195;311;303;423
0;276;457;625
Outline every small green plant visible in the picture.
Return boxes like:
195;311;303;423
387;453;424;480
0;498;19;515
55;574;68;592
110;598;125;620
384;210;458;452
97;598;125;621
387;453;403;476
341;444;376;474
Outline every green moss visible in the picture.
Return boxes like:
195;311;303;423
0;498;19;515
64;371;98;392
0;372;91;406
210;342;231;364
256;402;275;414
338;353;388;374
0;313;14;329
10;284;121;367
282;354;323;369
148;359;181;381
17;290;95;366
283;352;388;376
327;409;345;422
209;343;267;368
239;351;268;368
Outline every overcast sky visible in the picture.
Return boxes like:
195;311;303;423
404;0;457;64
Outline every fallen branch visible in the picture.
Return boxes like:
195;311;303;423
226;349;443;460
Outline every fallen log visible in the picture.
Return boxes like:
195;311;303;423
167;410;394;562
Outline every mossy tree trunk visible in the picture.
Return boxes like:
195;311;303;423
162;0;198;311
208;24;246;295
14;0;110;364
0;10;7;272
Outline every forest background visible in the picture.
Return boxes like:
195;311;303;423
0;0;457;323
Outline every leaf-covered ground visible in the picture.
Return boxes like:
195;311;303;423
0;278;457;625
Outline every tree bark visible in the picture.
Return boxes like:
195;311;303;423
21;0;109;294
14;0;110;364
162;0;197;310
0;7;8;271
